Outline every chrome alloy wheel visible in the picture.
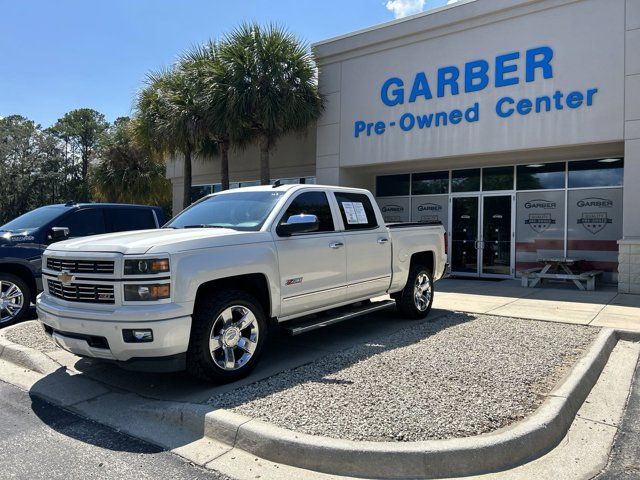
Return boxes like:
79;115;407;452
0;280;24;324
209;305;259;371
413;272;432;312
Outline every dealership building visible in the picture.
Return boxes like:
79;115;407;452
166;0;640;293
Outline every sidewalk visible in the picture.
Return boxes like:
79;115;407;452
434;278;640;332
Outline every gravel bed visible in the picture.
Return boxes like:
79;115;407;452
3;320;58;353
209;313;598;442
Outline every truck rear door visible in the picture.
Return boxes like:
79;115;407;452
332;191;392;301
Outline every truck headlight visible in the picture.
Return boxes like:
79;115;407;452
124;284;170;301
124;258;170;275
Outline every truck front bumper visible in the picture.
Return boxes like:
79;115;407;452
36;294;192;371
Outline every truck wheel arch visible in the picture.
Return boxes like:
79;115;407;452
194;273;272;319
392;251;435;299
409;251;434;273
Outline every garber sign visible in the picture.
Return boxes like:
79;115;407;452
354;46;599;138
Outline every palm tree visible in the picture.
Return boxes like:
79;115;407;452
178;41;247;191
135;66;212;210
217;23;324;185
92;117;171;209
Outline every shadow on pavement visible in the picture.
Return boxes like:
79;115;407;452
26;308;473;452
28;389;164;454
63;307;466;403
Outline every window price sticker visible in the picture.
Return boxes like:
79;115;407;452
342;202;368;224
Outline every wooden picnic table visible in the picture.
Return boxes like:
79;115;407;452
519;257;603;291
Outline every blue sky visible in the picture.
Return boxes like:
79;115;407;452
0;0;452;127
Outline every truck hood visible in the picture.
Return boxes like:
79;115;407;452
46;228;271;255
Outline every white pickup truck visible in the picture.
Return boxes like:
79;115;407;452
37;185;447;383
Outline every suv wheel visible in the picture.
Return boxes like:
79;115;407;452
187;290;268;383
395;265;434;319
0;273;30;328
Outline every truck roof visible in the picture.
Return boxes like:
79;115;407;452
51;202;161;209
209;184;371;196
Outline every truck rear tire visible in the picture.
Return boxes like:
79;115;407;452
0;273;31;328
187;290;268;384
395;265;434;319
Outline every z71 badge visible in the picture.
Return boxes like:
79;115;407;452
285;277;303;286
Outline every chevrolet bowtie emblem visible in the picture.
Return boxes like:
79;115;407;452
57;271;74;285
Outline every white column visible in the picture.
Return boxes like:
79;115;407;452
315;62;343;186
620;0;640;293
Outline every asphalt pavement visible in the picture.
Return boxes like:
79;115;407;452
596;358;640;479
0;380;228;480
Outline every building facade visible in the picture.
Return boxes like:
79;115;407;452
166;0;640;293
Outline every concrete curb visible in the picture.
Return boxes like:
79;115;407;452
204;328;621;479
0;327;60;375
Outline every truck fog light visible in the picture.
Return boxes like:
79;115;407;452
124;284;170;301
123;329;154;343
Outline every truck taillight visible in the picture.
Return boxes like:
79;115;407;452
444;232;448;255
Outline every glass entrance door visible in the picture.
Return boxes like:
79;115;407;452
481;195;513;276
450;195;514;277
451;197;479;274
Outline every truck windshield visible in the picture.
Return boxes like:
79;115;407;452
0;205;67;232
166;191;285;231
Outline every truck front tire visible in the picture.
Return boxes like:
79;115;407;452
395;265;434;319
0;273;31;328
187;290;268;384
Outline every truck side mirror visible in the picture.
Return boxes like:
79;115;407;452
48;227;70;242
276;214;319;236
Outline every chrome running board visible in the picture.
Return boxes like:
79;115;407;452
281;299;396;336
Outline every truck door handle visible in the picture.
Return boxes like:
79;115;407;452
329;241;344;249
377;238;389;244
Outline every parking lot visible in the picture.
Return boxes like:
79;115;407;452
2;277;640;479
6;277;639;407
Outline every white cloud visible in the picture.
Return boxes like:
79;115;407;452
385;0;425;19
385;0;462;19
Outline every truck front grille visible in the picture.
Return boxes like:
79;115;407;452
46;257;115;274
47;279;115;304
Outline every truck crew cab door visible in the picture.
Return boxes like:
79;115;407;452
333;191;392;301
274;190;346;318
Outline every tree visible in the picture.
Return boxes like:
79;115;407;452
136;67;213;210
92;117;171;212
178;41;248;191
217;23;324;185
51;109;109;189
0;115;76;224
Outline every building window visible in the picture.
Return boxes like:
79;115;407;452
515;191;565;273
517;162;566;190
412;171;449;195
567;188;623;278
568;158;624;188
190;185;214;203
411;195;448;224
376;174;410;197
451;168;480;192
482;166;514;191
376;197;411;223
